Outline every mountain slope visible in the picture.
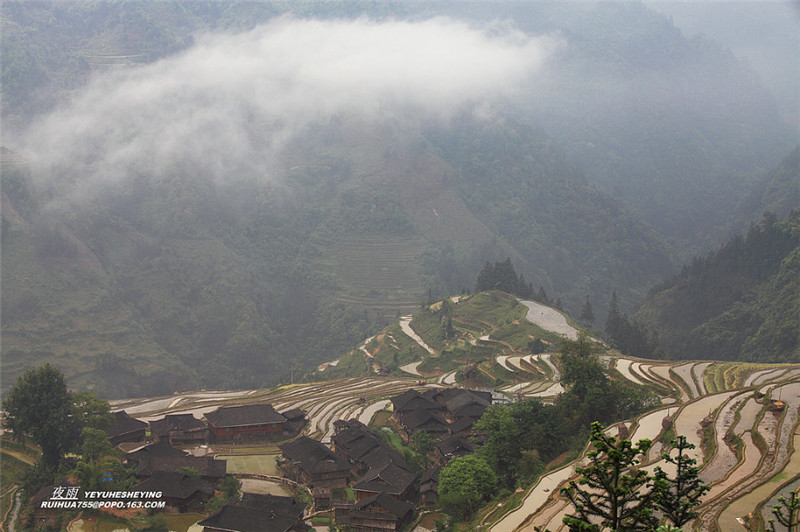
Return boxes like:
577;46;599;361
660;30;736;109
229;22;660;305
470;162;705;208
2;1;792;396
635;211;800;363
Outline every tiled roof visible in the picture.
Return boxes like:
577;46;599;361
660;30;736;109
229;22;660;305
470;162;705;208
135;471;213;500
198;504;310;532
448;416;476;434
107;410;147;439
239;493;305;518
436;435;475;456
205;404;286;429
390;389;441;413
353;463;416;496
149;414;205;437
126;441;188;463
399;409;449;431
280;436;350;475
281;408;305;421
131;446;227;479
353;492;413;518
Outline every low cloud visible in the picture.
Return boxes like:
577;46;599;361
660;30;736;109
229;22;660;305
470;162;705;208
16;17;560;207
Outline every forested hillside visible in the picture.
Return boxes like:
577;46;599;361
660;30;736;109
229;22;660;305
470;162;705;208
1;1;794;397
635;211;800;363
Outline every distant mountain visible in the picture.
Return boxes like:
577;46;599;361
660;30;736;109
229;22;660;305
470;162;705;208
1;1;793;396
734;147;800;231
635;211;800;363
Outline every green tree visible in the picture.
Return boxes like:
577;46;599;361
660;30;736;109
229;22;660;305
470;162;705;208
652;436;709;528
2;364;82;469
72;391;114;430
412;430;435;466
81;427;115;464
580;295;595;325
438;455;497;520
561;422;656;532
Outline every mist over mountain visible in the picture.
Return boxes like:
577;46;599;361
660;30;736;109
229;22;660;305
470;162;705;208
1;1;794;396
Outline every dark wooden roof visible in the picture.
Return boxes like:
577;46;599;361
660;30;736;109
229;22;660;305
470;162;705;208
332;420;410;471
129;443;226;479
390;389;441;413
107;410;147;439
126;441;188;463
198;504;310;532
443;390;491;416
448;416;476;434
205;404;286;429
436;435;475;456
353;492;413;519
281;408;305;422
353;463;416;497
239;493;305;518
279;436;350;475
135;471;213;500
399;409;449;432
149;414;205;437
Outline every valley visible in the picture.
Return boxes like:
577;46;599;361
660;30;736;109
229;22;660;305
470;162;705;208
36;292;796;532
1;2;798;531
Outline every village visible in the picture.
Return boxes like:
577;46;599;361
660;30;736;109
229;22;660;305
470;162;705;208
30;384;493;532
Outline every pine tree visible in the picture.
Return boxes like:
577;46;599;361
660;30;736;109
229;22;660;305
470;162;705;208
580;295;595;325
605;292;622;345
770;488;800;532
562;422;656;532
652;436;710;528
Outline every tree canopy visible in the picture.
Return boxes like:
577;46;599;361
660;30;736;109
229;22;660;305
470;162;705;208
2;364;110;470
438;454;497;520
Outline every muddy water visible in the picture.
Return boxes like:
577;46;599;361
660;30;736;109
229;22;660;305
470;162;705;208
630;407;673;443
703;431;761;504
528;382;564;397
673;363;700;399
539;354;560;380
354;399;391;426
496;355;514;372
674;391;738;465
616;358;647;385
699;391;748;484
519;300;580;340
733;396;764;436
692;362;712;395
525;500;570;532
490;462;582;532
650;365;688;402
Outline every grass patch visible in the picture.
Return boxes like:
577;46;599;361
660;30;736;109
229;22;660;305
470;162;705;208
319;349;370;380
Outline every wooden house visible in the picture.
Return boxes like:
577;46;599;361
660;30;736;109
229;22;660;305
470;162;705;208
135;471;214;512
352;463;417;501
205;404;287;444
106;410;147;445
149;413;207;445
279;436;351;489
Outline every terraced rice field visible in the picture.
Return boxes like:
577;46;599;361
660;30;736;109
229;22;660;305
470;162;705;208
490;364;800;532
519;300;580;341
314;237;427;314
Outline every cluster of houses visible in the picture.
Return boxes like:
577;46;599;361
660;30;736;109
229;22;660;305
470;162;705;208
33;387;491;531
29;403;309;531
275;387;491;531
107;404;306;447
